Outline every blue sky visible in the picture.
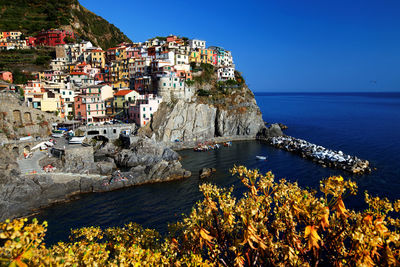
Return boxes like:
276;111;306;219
80;0;400;92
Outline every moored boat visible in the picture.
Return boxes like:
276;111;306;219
68;136;86;144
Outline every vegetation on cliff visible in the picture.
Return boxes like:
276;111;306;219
0;0;131;49
0;48;55;73
1;166;400;266
189;63;254;113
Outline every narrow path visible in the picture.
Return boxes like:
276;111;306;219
17;151;46;175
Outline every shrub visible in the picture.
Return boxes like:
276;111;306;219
185;80;195;87
197;89;210;97
234;70;246;85
1;166;400;266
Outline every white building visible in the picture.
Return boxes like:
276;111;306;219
128;96;162;127
156;72;194;102
189;39;206;50
50;57;68;72
217;67;236;81
156;51;175;65
174;53;190;72
60;88;75;117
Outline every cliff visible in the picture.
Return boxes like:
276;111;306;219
0;0;131;49
144;78;278;144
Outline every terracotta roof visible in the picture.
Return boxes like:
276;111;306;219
114;90;133;96
70;72;88;76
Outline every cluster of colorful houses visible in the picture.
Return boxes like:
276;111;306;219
0;29;74;50
0;31;237;127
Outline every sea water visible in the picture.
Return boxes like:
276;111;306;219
36;92;400;244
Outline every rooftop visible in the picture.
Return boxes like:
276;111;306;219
114;90;133;96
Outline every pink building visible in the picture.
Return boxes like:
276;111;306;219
43;70;54;81
128;96;162;127
126;46;141;58
74;86;108;124
0;71;13;83
74;62;92;74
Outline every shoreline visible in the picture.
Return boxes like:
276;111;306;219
9;133;372;221
18;136;255;218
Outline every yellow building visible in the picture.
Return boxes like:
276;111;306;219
90;49;106;68
36;72;46;81
113;89;140;116
40;91;63;117
189;51;201;63
9;31;22;40
190;49;215;65
116;46;127;61
110;59;130;88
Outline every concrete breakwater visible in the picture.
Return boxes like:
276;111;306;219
267;136;371;174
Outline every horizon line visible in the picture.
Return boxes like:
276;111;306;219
253;91;400;94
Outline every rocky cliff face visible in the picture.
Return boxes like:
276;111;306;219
0;136;191;221
147;86;267;143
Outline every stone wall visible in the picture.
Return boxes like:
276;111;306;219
0;92;64;141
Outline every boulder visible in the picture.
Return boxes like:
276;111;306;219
96;161;117;175
199;168;216;179
115;137;179;168
278;123;288;130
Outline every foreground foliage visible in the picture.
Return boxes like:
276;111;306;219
1;166;400;266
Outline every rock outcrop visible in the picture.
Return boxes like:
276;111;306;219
147;86;268;143
149;100;217;142
199;168;216;179
113;137;191;180
0;136;192;220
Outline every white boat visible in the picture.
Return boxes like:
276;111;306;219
19;136;33;141
51;133;63;138
68;136;86;144
45;141;54;147
256;156;267;160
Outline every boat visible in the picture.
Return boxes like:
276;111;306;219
68;136;86;144
256;156;267;160
51;133;63;138
223;141;232;147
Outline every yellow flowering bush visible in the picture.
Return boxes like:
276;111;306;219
1;165;400;266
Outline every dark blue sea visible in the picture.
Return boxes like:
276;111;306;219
36;92;400;244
